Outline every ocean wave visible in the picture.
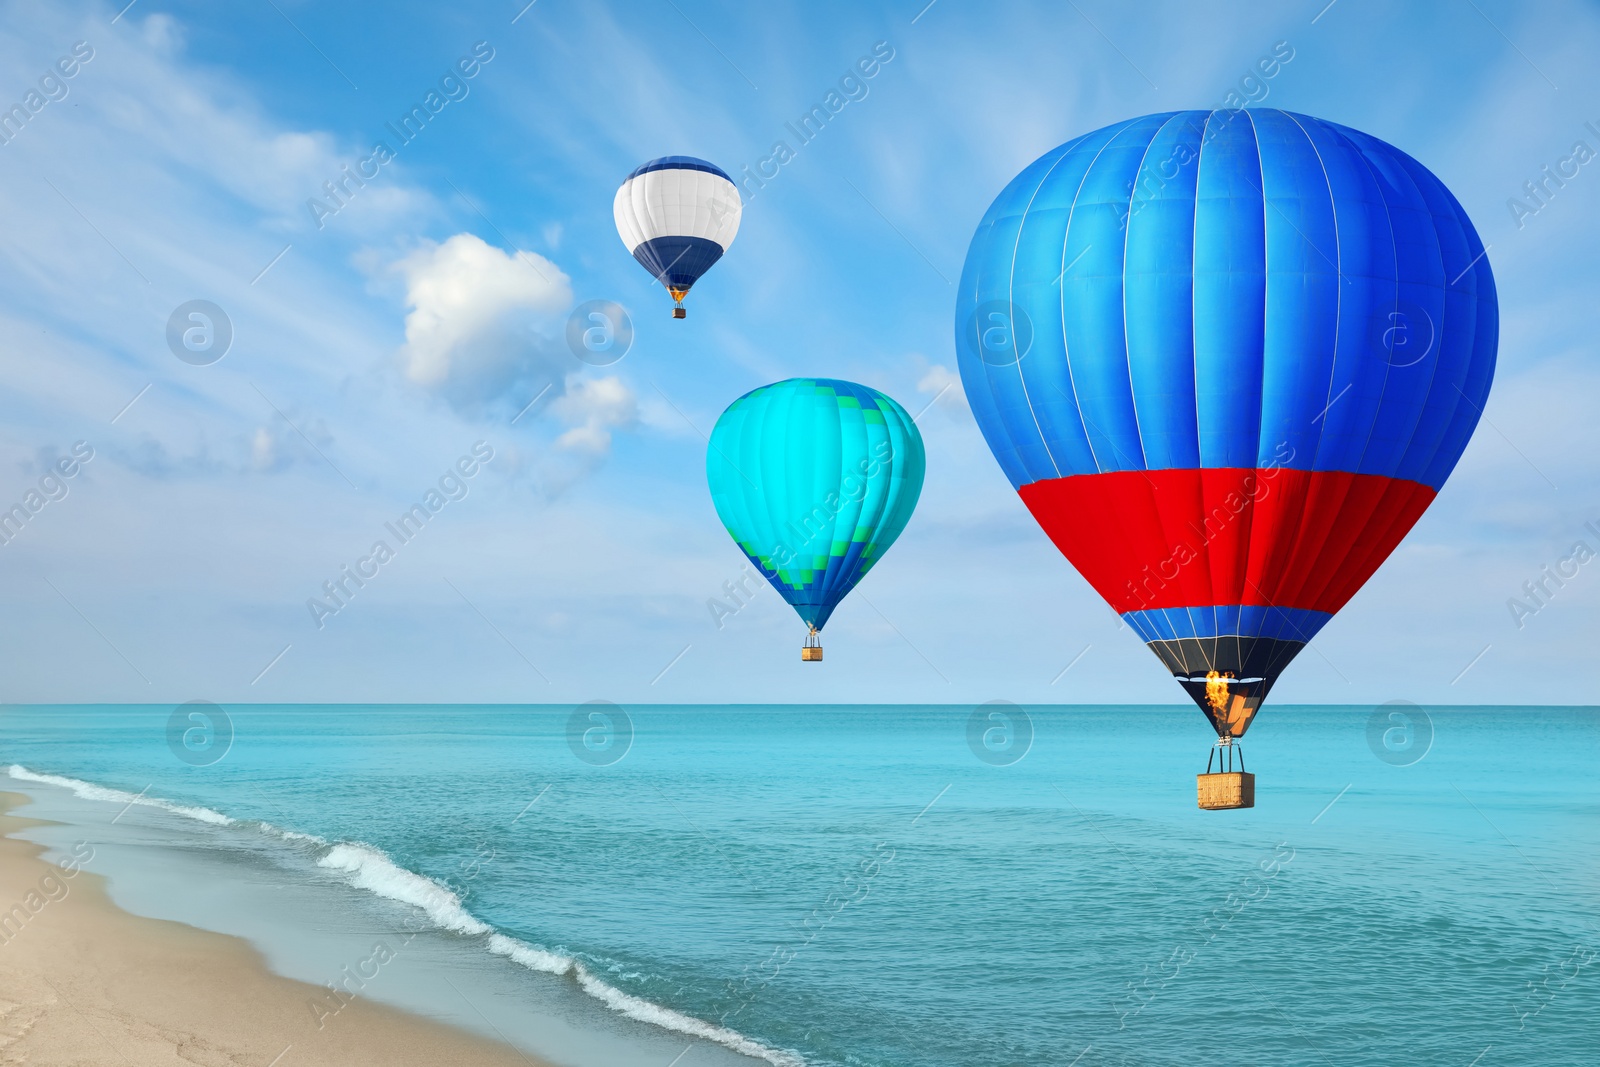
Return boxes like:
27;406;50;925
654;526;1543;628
4;763;805;1067
487;931;573;974
482;934;803;1067
7;765;234;826
266;825;328;845
317;841;491;937
571;959;805;1067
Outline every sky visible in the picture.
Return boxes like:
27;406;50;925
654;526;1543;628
0;0;1596;708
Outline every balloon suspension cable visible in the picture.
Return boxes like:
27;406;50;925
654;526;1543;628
1205;735;1245;774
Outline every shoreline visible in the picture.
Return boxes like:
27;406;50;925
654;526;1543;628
0;790;553;1067
2;768;786;1067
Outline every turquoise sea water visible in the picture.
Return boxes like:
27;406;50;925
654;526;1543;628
2;704;1596;1067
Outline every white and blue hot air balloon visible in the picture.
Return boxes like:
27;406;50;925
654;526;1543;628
613;156;742;318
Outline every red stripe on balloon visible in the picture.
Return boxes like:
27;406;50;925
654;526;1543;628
1017;468;1436;615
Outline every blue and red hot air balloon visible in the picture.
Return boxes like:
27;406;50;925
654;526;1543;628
956;109;1497;756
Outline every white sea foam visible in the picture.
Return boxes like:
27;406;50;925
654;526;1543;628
5;763;805;1067
571;960;805;1067
7;765;234;825
267;826;328;845
482;934;803;1067
486;932;573;974
317;841;491;936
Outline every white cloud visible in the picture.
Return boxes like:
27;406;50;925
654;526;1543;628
251;426;276;471
395;233;572;411
916;362;969;419
550;374;638;455
528;373;641;497
637;392;704;438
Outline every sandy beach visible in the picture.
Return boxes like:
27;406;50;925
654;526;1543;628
0;791;549;1067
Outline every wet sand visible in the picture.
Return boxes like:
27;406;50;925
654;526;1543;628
0;791;551;1067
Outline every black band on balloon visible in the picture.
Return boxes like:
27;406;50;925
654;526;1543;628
1144;636;1307;738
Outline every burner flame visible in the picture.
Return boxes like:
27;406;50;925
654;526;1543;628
1205;670;1234;716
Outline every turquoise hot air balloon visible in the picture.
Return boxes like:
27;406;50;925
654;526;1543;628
707;378;926;660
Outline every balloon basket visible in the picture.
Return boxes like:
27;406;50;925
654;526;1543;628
1197;738;1254;810
801;628;823;662
672;306;686;319
1198;772;1255;810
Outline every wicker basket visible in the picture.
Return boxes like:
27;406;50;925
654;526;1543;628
1197;771;1255;810
801;646;823;661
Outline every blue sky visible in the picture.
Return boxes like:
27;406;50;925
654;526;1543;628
0;0;1595;707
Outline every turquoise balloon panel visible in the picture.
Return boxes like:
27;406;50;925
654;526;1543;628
707;378;926;631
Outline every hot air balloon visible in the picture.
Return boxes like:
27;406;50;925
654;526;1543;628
955;109;1497;807
614;156;742;318
707;379;926;660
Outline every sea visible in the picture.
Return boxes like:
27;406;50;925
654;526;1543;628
1;704;1595;1067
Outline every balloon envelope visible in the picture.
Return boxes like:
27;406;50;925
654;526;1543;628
955;109;1497;736
614;156;742;305
707;379;926;633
